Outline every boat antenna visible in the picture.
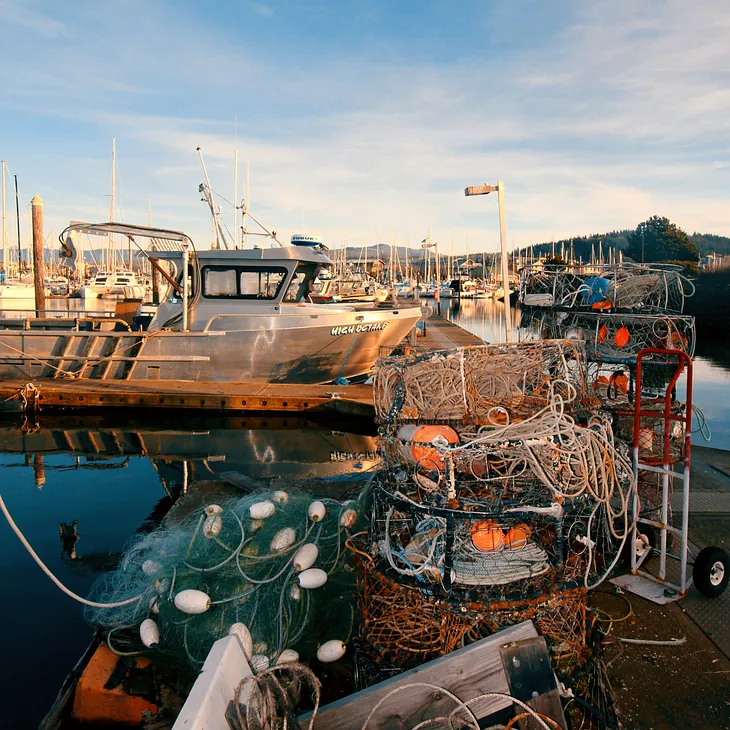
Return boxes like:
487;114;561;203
197;146;231;250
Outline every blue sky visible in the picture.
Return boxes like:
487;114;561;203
0;0;728;255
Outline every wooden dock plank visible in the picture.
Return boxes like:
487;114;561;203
298;621;538;730
0;379;374;417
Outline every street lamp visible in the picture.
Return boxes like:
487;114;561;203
465;180;511;342
421;239;440;315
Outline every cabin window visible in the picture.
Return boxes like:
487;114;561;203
204;268;238;297
201;266;288;300
283;264;318;302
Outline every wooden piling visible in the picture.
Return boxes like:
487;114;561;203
31;194;46;314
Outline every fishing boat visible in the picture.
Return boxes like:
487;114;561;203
0;222;422;384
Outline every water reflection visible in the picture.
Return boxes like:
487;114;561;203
0;413;378;730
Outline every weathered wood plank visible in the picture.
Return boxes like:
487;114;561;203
500;637;568;730
298;621;538;730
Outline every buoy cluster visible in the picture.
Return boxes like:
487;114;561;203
84;490;359;672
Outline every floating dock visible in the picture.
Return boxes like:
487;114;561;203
0;314;483;415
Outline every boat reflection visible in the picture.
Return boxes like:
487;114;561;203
0;413;380;498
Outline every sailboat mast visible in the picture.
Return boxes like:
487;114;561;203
1;161;6;275
233;148;239;248
109;137;116;271
14;174;21;272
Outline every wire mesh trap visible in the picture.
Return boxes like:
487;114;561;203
357;558;588;670
374;340;589;425
519;262;694;314
520;309;696;364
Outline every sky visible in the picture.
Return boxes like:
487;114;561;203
0;0;728;256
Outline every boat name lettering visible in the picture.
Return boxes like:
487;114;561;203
330;322;390;336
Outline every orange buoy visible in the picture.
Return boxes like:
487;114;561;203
592;300;613;311
471;520;504;551
504;523;532;549
614;326;630;348
597;325;608;344
593;375;610;389
612;373;629;393
397;424;460;471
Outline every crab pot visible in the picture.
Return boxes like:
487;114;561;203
357;558;588;670
366;482;609;602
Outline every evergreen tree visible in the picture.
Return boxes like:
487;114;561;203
625;216;699;264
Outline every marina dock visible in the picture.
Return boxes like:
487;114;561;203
0;313;483;415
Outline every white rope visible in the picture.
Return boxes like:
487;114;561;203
0;494;144;608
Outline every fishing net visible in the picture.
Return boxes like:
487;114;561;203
374;340;588;425
520;309;695;363
357;558;588;670
519;263;693;314
84;489;361;672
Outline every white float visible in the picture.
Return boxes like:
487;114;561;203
307;500;326;522
249;500;276;520
174;589;211;615
317;640;346;663
298;568;328;589
228;622;253;658
142;559;161;575
293;543;318;572
272;490;289;505
250;654;270;672
203;515;223;538
140;618;160;648
270;527;296;552
276;649;299;664
340;508;358;527
204;504;223;517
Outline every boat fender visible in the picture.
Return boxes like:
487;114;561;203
139;618;160;648
307;500;326;522
298;567;328;589
249;500;276;520
174;589;211;614
228;622;253;658
271;527;296;553
317;640;346;663
276;649;300;664
293;543;319;572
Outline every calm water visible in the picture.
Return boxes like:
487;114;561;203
442;297;730;450
0;414;377;729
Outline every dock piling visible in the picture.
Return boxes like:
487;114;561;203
31;194;46;315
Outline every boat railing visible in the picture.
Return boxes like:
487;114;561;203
0;309;119;320
0;314;133;332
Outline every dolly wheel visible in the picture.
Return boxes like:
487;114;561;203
693;547;730;598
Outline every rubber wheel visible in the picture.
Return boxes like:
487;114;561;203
693;547;730;598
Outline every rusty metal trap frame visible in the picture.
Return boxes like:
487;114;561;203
356;556;589;670
374;340;589;426
365;475;629;601
520;309;695;365
519;262;693;314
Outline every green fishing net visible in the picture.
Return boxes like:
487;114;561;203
84;489;361;671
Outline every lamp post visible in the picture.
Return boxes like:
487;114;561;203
465;180;512;342
421;239;440;315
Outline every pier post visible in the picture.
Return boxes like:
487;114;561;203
31;194;46;315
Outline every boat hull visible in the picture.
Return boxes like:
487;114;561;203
0;306;422;384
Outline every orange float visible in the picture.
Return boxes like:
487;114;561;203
471;520;504;551
597;324;608;343
504;523;532;549
397;424;460;471
614;326;630;348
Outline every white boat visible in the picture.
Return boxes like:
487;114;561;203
0;222;422;384
80;270;146;300
0;282;36;301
